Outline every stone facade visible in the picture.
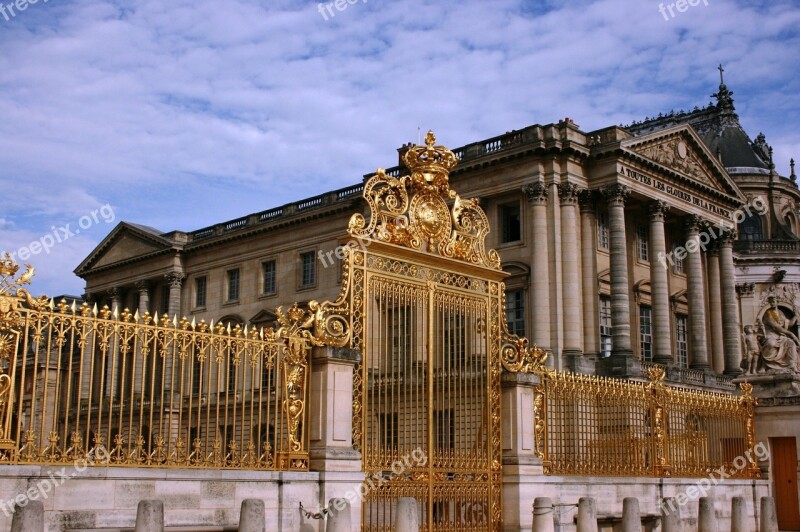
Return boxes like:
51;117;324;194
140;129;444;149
61;79;800;530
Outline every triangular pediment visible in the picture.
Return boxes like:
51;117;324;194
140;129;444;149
75;222;177;275
622;125;745;202
250;309;277;327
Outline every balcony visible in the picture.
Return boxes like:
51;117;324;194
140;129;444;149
734;239;800;254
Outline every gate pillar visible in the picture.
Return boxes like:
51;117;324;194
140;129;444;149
310;346;364;529
502;371;544;531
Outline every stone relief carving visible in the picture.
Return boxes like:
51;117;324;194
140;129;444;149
636;139;712;186
742;295;800;374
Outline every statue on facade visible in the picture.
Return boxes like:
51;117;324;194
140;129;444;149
741;325;761;374
756;296;800;373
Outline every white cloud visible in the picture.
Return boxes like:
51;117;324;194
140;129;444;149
0;0;797;295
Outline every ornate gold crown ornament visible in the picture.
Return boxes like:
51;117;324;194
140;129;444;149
348;130;501;269
402;130;459;195
0;253;49;332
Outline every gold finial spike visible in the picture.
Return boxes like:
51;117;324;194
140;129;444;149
153;311;159;323
112;306;119;319
92;303;98;317
425;130;436;148
134;309;140;322
172;315;178;327
191;317;196;329
48;298;55;310
70;300;77;314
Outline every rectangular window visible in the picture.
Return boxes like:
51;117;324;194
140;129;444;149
505;289;525;337
160;285;170;316
390;305;412;372
262;260;276;295
640;305;652;361
672;242;685;274
500;203;521;243
436;409;454;450
227;268;240;302
444;313;467;364
192;354;202;395
637;224;649;261
598;212;609;249
228;356;238;392
599;296;612;357
300;251;316;288
676;315;688;368
195;276;206;308
379;413;398;448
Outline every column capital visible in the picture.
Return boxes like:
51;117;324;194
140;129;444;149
578;189;597;213
134;279;151;292
165;272;185;288
82;292;95;304
647;200;670;222
600;184;629;206
719;229;737;245
107;287;121;299
558;182;580;205
736;283;755;297
522;182;548;205
684;214;707;233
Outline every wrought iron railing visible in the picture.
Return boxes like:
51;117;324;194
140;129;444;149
533;366;759;478
0;263;316;470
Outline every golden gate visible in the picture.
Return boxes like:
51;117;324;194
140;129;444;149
311;131;547;531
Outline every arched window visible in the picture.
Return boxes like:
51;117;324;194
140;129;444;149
738;215;762;241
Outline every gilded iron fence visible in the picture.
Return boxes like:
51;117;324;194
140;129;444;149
0;262;316;470
533;366;759;478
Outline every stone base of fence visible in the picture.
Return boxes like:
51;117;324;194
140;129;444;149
0;465;363;532
503;473;769;531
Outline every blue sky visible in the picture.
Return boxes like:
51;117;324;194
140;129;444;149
0;0;798;297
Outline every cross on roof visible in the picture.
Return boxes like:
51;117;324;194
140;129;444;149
718;64;725;85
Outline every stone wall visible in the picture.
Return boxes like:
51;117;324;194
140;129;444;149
0;465;350;531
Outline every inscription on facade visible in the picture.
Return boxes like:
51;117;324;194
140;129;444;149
619;166;730;217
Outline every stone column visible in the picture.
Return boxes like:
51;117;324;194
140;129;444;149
579;191;599;357
108;287;122;314
559;182;582;357
719;231;742;375
685;216;709;369
548;181;563;366
648;201;672;364
133;280;151;395
106;287;123;398
310;346;364;530
523;183;550;351
164;272;184;318
706;244;725;373
135;280;151;316
602;185;632;356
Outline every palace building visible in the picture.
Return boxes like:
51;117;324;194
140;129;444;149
59;77;800;529
77;78;799;381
